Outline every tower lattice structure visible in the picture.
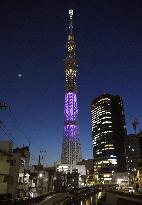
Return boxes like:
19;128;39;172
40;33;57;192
61;10;82;165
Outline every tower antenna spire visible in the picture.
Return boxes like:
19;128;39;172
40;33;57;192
69;9;73;34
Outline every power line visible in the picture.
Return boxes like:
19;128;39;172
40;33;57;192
0;121;18;147
0;102;47;165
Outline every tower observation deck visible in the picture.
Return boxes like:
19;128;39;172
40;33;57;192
61;10;82;164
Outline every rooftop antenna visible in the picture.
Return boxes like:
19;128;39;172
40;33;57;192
69;9;73;34
132;118;139;135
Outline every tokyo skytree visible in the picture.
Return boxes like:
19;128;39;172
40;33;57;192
61;10;82;165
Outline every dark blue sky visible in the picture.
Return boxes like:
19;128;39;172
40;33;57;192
0;1;142;165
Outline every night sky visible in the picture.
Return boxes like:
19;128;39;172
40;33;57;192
0;1;142;165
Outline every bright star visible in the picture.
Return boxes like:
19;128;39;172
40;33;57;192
18;74;22;78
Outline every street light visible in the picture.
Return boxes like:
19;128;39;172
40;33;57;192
39;173;43;178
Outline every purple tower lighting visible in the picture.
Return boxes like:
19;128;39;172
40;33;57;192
61;10;82;164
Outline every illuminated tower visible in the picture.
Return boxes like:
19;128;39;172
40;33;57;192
61;10;82;164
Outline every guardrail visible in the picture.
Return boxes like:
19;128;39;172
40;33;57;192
109;190;142;199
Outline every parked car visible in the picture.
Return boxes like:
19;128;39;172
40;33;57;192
124;187;135;193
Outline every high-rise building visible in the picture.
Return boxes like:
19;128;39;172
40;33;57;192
61;10;82;165
91;94;127;183
125;132;142;174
